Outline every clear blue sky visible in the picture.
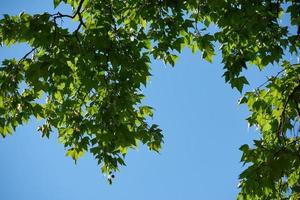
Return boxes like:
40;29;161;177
0;1;276;200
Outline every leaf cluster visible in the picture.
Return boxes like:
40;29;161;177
1;0;300;195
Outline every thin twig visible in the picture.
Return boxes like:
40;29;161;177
51;0;86;31
18;47;37;63
256;69;285;89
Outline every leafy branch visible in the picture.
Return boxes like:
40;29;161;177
51;0;86;33
277;81;300;138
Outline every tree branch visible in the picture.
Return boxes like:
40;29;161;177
19;47;37;63
277;81;300;138
51;0;86;31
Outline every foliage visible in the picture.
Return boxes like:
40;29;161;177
1;0;300;198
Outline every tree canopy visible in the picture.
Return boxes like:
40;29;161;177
1;0;300;198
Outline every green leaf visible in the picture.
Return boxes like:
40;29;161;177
53;0;62;8
54;91;63;103
230;76;249;93
66;148;84;163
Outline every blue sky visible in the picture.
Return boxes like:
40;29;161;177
0;1;276;200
